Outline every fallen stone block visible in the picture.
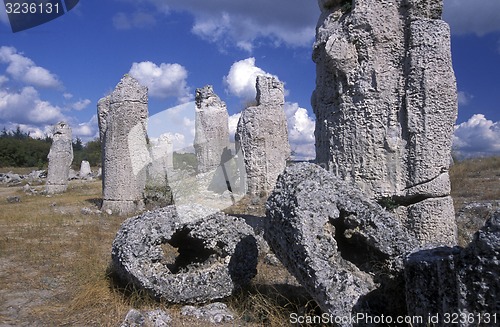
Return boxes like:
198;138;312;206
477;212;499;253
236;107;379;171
265;163;418;321
112;205;258;304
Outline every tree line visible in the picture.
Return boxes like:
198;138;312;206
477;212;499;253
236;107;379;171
0;126;101;169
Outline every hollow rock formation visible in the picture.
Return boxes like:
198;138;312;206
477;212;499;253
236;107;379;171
312;0;458;246
111;205;258;303
194;85;230;174
46;121;73;194
236;75;290;196
98;75;151;215
265;163;419;320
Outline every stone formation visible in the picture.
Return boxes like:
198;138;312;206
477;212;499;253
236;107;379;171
46;121;73;194
235;75;290;196
312;0;458;246
98;75;151;215
194;85;230;174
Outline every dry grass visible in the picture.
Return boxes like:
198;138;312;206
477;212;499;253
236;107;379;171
0;179;310;326
1;157;497;326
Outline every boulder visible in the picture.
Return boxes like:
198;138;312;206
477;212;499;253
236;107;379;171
120;308;172;327
312;0;457;246
265;163;418;320
181;302;234;324
46;122;73;194
111;205;258;303
235;75;290;196
405;210;500;326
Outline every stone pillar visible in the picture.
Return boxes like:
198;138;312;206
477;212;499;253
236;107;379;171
312;0;457;246
79;160;91;178
46;122;73;194
148;133;173;186
236;75;290;196
194;85;230;174
98;75;151;215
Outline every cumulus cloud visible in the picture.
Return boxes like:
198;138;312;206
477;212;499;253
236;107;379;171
117;0;318;50
71;99;92;111
443;0;500;36
0;46;61;89
453;114;500;158
147;101;196;151
224;58;278;102
72;115;99;140
113;11;157;30
0;75;8;85
129;61;192;103
228;113;241;142
0;87;65;125
284;103;316;160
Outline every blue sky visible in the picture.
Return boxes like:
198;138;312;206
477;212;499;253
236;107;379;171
0;0;499;159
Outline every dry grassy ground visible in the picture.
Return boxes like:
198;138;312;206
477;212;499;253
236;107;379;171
0;156;498;326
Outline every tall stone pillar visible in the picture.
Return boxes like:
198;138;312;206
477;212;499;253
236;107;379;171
98;75;150;215
46;121;73;194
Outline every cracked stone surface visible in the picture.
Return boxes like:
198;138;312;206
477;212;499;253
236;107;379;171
312;0;457;246
111;205;258;304
98;75;150;215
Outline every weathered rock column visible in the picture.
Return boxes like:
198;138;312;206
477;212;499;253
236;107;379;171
98;75;151;215
148;133;173;186
194;85;230;174
236;76;290;196
46;121;73;194
312;0;457;246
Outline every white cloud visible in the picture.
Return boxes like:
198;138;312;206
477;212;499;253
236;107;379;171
0;75;8;85
443;0;500;36
129;61;192;102
72;115;99;140
113;11;157;30
284;103;316;160
457;91;473;106
228;113;241;142
0;87;65;125
453;114;500;158
147;101;196;151
63;93;73;100
0;46;61;89
224;57;278;102
71;99;92;111
117;0;318;51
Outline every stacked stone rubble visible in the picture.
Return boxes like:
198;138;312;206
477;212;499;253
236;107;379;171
46;121;73;194
235;76;290;196
194;86;230;174
98;75;151;215
312;0;458;246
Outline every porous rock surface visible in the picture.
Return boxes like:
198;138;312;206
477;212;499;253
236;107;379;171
194;85;230;174
111;205;258;303
120;308;172;327
46;122;73;194
265;163;418;320
313;0;457;246
79;160;92;178
98;75;151;215
405;210;500;326
236;75;290;196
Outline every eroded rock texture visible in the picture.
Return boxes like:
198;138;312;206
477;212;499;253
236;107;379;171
313;0;458;246
194;86;230;174
266;163;418;320
46;122;73;194
405;210;500;326
236;76;290;196
112;205;258;304
98;75;150;215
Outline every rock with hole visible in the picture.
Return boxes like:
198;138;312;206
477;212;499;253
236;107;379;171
111;205;258;303
265;163;419;321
